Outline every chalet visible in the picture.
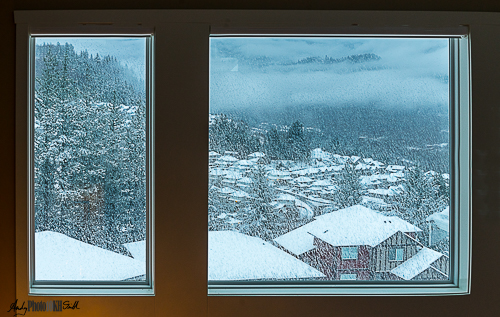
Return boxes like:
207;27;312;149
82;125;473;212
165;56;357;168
274;205;448;281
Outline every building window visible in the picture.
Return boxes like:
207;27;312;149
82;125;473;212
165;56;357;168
29;34;154;294
16;10;472;300
341;247;359;260
208;32;470;295
340;274;357;280
389;248;404;261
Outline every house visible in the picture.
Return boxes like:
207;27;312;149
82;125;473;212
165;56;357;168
274;205;447;281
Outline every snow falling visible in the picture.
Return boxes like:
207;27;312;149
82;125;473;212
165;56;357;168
208;37;450;282
34;38;147;281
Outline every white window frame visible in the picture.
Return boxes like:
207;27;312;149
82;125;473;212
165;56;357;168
389;248;404;262
15;11;472;310
25;31;155;295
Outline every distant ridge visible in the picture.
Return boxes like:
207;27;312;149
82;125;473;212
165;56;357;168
297;53;381;65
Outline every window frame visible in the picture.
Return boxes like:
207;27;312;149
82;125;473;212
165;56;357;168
23;28;155;296
389;248;404;262
342;247;359;260
15;10;472;306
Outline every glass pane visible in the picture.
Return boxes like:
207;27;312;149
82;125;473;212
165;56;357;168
208;37;450;282
34;37;147;281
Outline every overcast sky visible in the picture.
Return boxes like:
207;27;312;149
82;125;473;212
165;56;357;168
210;37;449;112
35;37;146;80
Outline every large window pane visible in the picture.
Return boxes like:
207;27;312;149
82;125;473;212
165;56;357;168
34;37;147;281
208;37;450;282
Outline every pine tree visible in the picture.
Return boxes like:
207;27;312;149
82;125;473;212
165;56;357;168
287;120;309;161
335;159;362;208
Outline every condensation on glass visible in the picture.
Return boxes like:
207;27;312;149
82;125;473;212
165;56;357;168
33;37;147;281
208;37;450;283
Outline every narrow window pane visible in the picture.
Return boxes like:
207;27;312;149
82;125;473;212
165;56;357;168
208;37;450;282
34;37;147;281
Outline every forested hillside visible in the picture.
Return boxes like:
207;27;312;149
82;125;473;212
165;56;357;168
34;42;146;255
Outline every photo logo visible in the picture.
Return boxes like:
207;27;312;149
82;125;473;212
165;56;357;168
8;299;79;316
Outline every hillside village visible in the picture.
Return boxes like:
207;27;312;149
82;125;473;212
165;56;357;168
208;146;450;281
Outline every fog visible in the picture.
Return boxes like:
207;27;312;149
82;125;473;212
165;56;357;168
210;37;449;112
36;37;146;80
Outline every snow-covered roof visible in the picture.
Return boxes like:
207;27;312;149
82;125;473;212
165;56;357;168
268;169;291;177
238;177;254;184
292;168;320;176
295;176;314;183
426;206;449;232
218;155;238;162
391;247;445;280
311;148;332;161
224;171;242;179
309;205;421;247
311;179;332;187
275;206;421;255
386;165;405;172
209;168;226;176
231;190;251;198
209;231;324;280
248;152;265;158
220;187;235;194
123;240;146;262
274;224;317;256
36;231;145;280
237;160;255;166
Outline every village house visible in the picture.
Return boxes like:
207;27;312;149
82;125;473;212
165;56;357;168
274;205;448;281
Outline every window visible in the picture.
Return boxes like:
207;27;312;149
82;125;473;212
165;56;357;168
28;34;154;294
16;11;472;306
208;32;470;294
342;247;359;260
389;248;404;261
340;273;357;280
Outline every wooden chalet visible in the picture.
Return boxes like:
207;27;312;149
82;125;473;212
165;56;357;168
274;205;448;281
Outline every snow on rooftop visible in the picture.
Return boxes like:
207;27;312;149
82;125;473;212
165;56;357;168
311;205;420;247
426;206;449;232
274;224;316;256
218;155;238;162
391;247;444;280
311;148;332;161
248;152;265;158
295;176;314;183
210;168;226;176
387;165;405;172
275;205;421;255
35;231;145;281
123;240;146;262
209;231;324;280
311;179;332;187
